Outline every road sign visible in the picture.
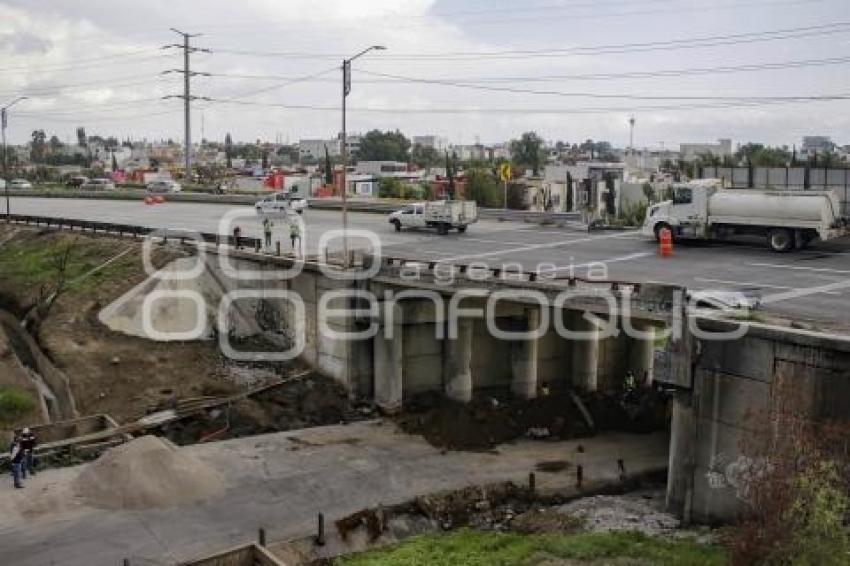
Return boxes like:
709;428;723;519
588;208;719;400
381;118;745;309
343;60;351;96
499;163;512;182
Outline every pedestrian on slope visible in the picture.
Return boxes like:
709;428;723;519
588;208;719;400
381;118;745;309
20;427;37;478
9;432;24;489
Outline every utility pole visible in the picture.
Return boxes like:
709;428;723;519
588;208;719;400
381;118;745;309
340;45;385;267
628;115;636;155
163;29;210;181
2;96;27;221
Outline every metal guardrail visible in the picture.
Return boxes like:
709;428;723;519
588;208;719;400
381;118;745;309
8;189;583;223
4;213;263;250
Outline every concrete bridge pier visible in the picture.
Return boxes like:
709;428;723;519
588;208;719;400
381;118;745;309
444;318;474;403
627;319;655;385
374;302;403;413
570;311;600;392
510;307;540;400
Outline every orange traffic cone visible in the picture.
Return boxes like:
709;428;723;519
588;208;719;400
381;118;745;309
659;228;673;257
154;195;165;204
144;196;154;205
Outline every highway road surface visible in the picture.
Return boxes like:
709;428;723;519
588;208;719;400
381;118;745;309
8;196;850;329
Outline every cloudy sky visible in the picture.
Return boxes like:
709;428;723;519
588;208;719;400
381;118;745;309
1;0;849;149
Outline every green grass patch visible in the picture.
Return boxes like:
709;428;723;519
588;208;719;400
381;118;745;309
0;234;136;295
337;529;726;566
0;385;37;425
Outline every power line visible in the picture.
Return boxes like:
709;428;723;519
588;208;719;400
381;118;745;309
0;50;174;73
15;98;171;116
0;75;180;99
13;108;182;124
356;69;850;101
203;95;850;115
201;55;850;85
209;21;850;61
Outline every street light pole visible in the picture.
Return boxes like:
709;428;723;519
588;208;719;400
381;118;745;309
2;96;27;221
340;45;385;267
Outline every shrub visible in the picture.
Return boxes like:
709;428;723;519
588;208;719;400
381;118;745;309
0;385;37;425
725;377;850;566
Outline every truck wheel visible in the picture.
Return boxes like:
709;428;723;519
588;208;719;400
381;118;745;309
654;223;673;242
458;225;467;233
392;220;401;232
767;228;794;252
438;223;449;235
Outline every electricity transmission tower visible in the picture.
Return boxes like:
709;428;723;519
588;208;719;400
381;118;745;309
162;28;211;177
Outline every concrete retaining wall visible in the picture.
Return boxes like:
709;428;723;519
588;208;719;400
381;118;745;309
667;318;850;523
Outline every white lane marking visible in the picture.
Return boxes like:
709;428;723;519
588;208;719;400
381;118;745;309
550;251;654;272
748;262;850;275
461;237;554;246
442;230;639;262
694;277;842;296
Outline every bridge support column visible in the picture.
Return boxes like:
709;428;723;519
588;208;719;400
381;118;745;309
374;303;403;413
571;312;599;392
444;318;473;403
511;308;539;400
628;319;655;385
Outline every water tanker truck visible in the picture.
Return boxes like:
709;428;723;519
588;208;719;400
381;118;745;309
642;180;849;252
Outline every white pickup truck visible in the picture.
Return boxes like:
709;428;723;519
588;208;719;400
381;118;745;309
255;191;308;215
642;180;849;252
388;200;478;235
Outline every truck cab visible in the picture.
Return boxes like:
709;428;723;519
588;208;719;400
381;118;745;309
255;189;308;215
643;182;716;240
388;203;426;231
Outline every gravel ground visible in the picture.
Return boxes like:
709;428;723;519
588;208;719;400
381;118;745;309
555;489;715;543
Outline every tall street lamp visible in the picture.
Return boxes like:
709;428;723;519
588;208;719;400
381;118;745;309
2;96;28;221
341;45;385;267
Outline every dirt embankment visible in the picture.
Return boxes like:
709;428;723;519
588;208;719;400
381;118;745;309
395;390;668;451
0;226;241;423
160;372;368;445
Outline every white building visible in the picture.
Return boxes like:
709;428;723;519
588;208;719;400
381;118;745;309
801;136;835;157
679;138;732;161
299;139;339;161
413;135;448;152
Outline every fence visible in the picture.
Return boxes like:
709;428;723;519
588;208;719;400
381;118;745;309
701;166;850;216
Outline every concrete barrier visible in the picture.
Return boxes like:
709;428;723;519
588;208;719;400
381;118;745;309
7;189;582;223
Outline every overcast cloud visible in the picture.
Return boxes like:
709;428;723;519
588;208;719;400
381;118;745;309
1;0;849;149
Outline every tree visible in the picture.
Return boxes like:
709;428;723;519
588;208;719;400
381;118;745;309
356;129;411;162
324;145;333;185
30;130;47;162
566;171;574;211
510;131;544;176
465;168;501;207
224;133;233;168
261;148;269;170
411;143;440;167
111;152;118;171
445;151;457;199
378;177;405;198
76;127;87;148
48;135;63;155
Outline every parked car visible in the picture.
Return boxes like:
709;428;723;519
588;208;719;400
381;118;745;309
255;192;307;215
146;180;182;194
9;179;32;190
66;176;89;188
80;178;116;191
